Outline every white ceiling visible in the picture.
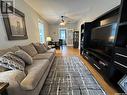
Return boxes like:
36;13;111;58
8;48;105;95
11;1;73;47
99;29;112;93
24;0;121;24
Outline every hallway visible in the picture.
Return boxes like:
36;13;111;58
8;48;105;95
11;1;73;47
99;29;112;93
56;46;117;95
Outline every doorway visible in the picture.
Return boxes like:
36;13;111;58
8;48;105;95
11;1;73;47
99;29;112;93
59;28;67;45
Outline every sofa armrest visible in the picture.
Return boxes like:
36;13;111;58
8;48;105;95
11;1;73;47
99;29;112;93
0;70;26;95
0;70;26;84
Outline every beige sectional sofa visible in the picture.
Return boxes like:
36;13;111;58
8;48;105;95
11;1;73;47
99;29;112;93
0;43;56;95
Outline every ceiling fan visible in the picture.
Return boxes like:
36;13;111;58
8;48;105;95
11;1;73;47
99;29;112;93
59;16;73;26
59;16;65;26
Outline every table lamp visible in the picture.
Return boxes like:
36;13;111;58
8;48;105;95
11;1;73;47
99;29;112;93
46;37;52;45
46;37;52;42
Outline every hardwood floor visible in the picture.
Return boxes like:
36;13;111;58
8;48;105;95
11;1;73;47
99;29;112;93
55;46;118;95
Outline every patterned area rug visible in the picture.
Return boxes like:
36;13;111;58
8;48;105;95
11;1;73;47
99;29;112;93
40;56;107;95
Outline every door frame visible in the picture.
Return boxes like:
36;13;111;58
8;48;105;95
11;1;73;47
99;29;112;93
58;28;68;45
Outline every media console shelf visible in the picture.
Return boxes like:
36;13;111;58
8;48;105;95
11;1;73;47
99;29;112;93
80;0;127;92
116;0;127;47
114;47;127;73
114;0;127;76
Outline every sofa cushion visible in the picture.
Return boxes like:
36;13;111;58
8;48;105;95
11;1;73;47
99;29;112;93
20;59;49;90
33;43;47;53
20;44;38;57
0;52;25;71
15;50;33;65
0;46;20;57
33;53;54;61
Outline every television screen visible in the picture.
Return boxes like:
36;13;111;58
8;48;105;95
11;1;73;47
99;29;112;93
91;23;117;45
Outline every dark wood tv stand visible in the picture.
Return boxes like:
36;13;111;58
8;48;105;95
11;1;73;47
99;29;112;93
80;0;127;92
83;48;124;91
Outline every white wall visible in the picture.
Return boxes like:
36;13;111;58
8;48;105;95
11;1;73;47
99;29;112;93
0;0;49;49
49;23;78;46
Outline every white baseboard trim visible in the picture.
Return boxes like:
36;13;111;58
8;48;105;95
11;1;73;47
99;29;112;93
67;44;73;46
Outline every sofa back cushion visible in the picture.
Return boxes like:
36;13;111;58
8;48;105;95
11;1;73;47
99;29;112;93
15;50;33;65
0;46;20;57
33;43;47;54
20;44;38;57
0;52;25;71
43;43;48;50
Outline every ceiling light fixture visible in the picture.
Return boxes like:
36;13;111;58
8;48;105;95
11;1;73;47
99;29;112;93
59;16;65;26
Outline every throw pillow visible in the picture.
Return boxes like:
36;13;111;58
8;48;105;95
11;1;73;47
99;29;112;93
0;52;25;71
20;44;38;57
42;43;48;50
33;43;47;53
15;50;33;65
0;66;10;72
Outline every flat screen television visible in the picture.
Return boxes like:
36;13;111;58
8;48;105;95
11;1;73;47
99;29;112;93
90;23;117;56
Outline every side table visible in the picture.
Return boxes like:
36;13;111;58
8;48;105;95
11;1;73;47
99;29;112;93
0;82;9;95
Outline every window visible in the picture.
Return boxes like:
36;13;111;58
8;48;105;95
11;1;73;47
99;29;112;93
38;22;45;43
59;29;66;40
